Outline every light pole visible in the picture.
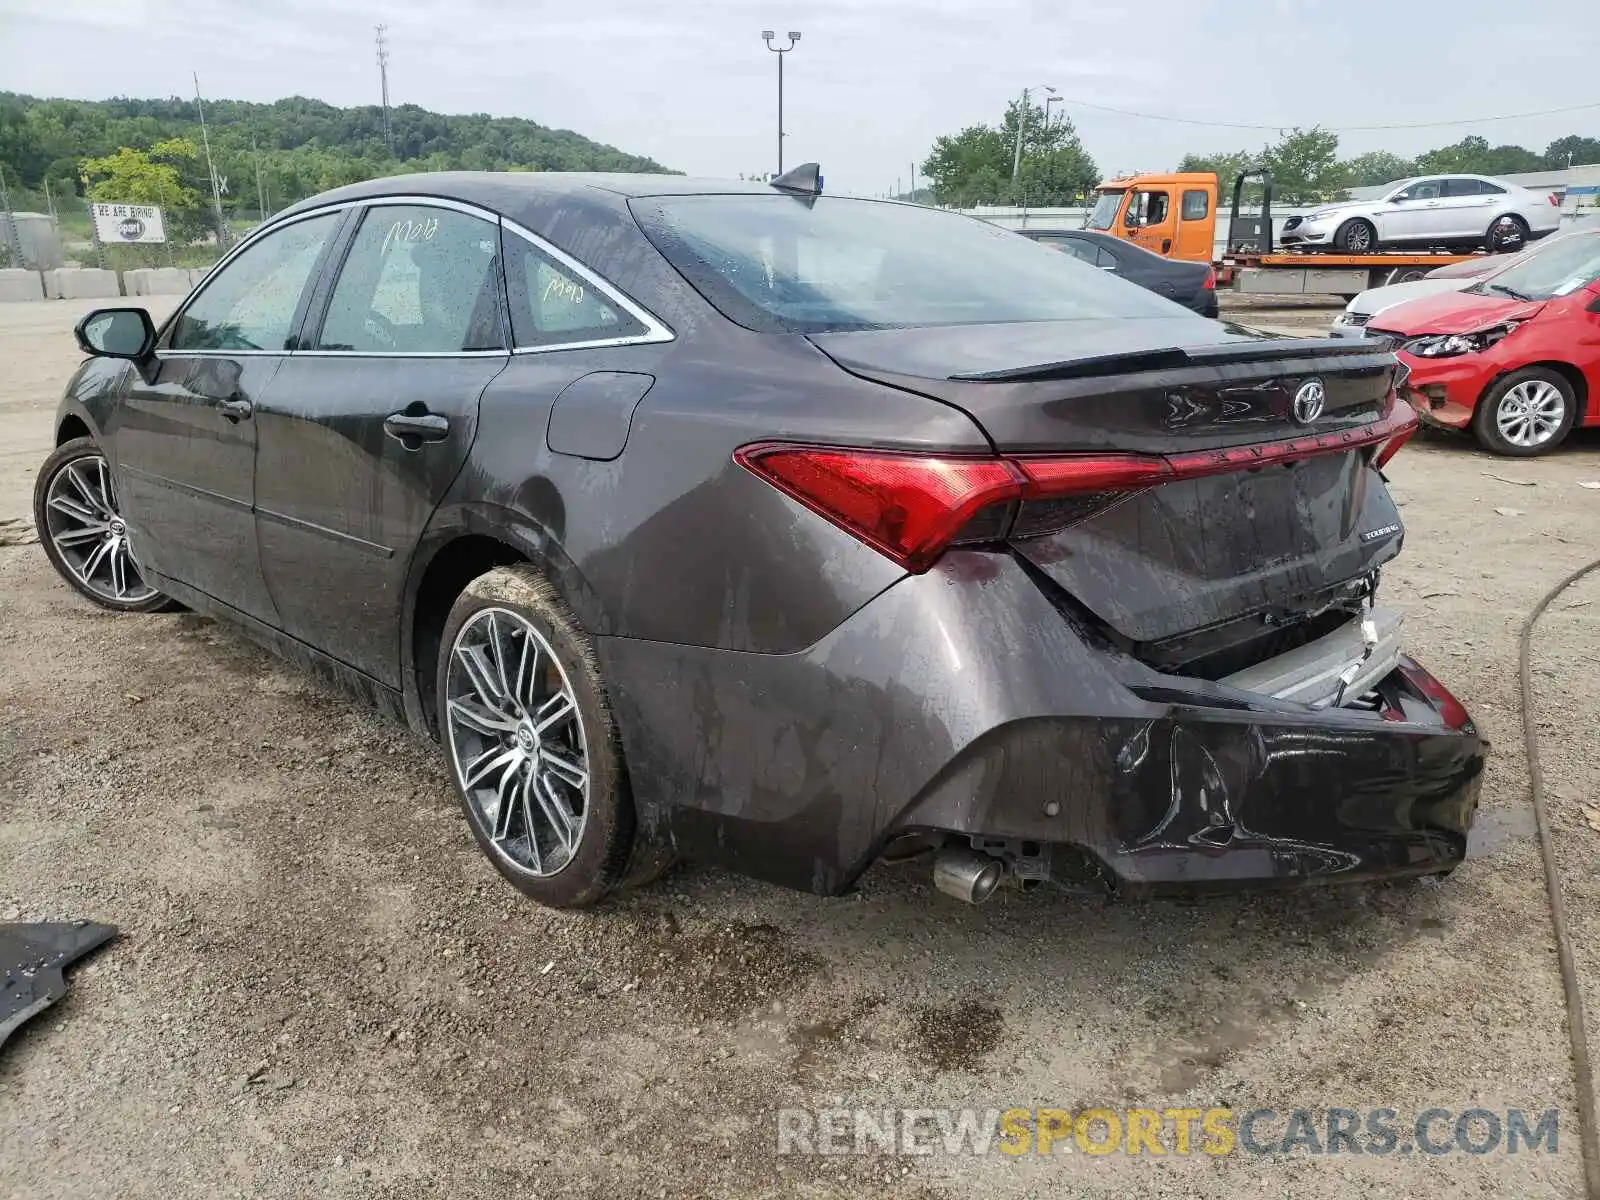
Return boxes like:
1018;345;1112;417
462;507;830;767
762;30;801;176
1045;94;1063;135
1010;83;1056;180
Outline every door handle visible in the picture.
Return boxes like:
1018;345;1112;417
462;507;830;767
383;411;450;448
219;397;253;422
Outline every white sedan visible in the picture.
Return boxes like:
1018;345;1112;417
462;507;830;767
1281;174;1561;254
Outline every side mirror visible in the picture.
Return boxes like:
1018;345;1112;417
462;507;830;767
75;307;157;360
1387;195;1406;203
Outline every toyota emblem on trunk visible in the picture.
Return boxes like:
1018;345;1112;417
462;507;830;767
1292;378;1326;424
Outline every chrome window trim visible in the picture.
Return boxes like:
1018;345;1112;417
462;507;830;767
159;194;673;360
159;195;508;359
157;204;354;358
499;217;675;355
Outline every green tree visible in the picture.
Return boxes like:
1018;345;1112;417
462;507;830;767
921;99;1098;207
1543;135;1600;169
79;143;206;240
1260;127;1346;204
1177;150;1257;191
1343;151;1415;187
1414;135;1544;177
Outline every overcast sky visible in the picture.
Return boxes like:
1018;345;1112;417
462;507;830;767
2;0;1597;193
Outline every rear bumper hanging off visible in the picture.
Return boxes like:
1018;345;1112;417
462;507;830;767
600;553;1482;899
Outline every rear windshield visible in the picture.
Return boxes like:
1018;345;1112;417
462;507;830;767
631;195;1185;334
1473;232;1600;300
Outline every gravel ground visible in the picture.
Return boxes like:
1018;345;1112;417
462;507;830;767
2;298;1599;1199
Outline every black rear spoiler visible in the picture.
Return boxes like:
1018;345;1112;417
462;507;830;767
949;336;1392;383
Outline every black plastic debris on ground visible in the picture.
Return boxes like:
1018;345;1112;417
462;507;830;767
0;922;118;1050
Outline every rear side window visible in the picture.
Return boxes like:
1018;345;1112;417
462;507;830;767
1181;190;1209;220
1443;178;1486;198
169;213;339;351
1036;236;1098;264
317;205;504;353
503;234;646;348
632;195;1183;334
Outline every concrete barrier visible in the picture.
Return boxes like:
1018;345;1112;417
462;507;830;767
0;269;45;302
123;267;193;296
43;268;122;300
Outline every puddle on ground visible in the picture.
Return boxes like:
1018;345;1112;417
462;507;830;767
1466;806;1537;859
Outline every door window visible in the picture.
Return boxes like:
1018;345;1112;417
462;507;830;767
1181;190;1210;220
1443;178;1487;197
168;213;340;351
503;235;646;348
317;205;505;353
1392;180;1442;202
1128;191;1170;226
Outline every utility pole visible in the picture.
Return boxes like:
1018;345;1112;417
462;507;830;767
252;134;267;222
0;166;24;268
193;73;228;248
762;31;801;176
376;25;393;155
1011;84;1056;179
910;162;917;202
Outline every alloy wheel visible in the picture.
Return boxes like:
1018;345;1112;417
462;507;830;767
1347;223;1372;251
1496;380;1566;448
41;454;159;605
444;606;589;877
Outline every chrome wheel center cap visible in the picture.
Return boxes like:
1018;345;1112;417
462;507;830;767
109;517;126;535
515;724;539;754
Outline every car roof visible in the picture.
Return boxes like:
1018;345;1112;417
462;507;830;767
274;170;789;225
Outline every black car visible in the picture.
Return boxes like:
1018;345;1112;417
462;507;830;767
36;169;1481;910
1015;227;1219;317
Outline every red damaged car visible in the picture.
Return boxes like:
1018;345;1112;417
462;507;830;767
1368;229;1600;455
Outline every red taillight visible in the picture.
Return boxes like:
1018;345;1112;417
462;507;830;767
737;398;1421;572
1202;266;1217;290
733;445;1023;571
1549;194;1560;206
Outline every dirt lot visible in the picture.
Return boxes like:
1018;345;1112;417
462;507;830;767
3;297;1600;1199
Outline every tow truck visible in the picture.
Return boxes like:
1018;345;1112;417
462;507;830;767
1089;170;1513;298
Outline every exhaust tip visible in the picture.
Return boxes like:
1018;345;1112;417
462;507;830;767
932;847;1004;904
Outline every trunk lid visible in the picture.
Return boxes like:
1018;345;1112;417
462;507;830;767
808;318;1408;658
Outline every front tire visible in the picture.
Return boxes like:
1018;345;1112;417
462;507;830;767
1472;368;1576;456
33;437;173;612
437;564;635;908
1335;219;1377;252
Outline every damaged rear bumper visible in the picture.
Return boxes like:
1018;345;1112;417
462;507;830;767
599;553;1483;898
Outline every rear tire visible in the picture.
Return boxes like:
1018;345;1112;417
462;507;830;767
33;437;175;613
437;564;635;908
1472;368;1576;457
1335;219;1377;253
1486;214;1529;252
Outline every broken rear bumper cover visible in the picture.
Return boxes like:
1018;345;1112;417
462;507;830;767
600;553;1483;898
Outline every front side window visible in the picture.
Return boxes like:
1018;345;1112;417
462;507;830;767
1131;191;1170;225
633;195;1185;334
502;234;646;348
317;205;504;353
1393;179;1442;202
168;213;339;351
